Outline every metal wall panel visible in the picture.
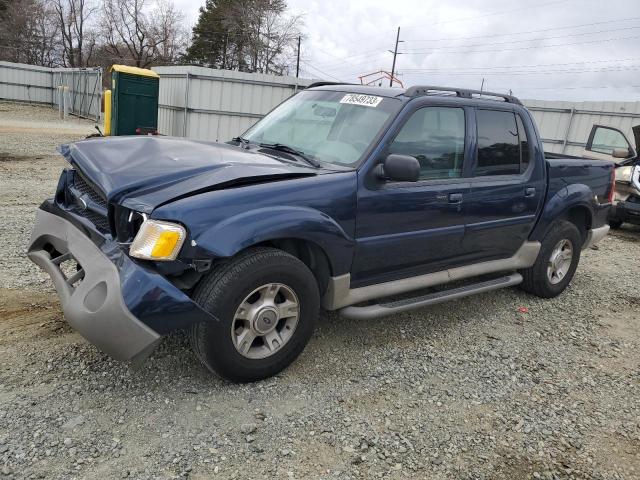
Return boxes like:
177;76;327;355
0;61;102;120
153;65;314;141
0;61;53;104
523;99;640;156
52;68;103;120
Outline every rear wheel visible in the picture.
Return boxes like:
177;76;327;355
520;220;582;298
189;248;320;382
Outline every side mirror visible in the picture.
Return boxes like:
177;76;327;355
612;147;630;159
379;154;420;182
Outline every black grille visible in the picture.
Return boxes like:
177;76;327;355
83;210;110;231
70;172;110;231
73;173;107;209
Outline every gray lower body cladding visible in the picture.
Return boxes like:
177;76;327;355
27;208;161;361
27;204;215;362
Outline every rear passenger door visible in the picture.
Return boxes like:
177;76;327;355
463;108;545;262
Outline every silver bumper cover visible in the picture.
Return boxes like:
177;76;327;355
27;209;161;361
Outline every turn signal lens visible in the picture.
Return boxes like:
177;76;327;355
130;220;186;261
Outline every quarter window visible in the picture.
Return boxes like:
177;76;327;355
388;107;466;180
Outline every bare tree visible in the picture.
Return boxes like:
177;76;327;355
52;0;98;67
0;0;59;66
102;0;186;68
149;0;188;64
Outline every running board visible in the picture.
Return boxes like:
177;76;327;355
338;273;523;320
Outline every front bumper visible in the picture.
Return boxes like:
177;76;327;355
27;203;214;361
611;200;640;225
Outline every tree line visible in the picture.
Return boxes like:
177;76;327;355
0;0;302;76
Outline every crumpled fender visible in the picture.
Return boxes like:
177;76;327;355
529;183;595;241
193;206;355;275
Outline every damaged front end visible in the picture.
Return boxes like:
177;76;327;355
27;168;216;362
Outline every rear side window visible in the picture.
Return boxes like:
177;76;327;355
476;110;520;176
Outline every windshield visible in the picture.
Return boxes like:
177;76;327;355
241;90;401;167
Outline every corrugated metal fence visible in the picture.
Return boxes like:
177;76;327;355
152;65;313;141
0;61;102;121
3;60;638;148
523;99;640;156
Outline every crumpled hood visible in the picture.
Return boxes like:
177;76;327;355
59;136;317;212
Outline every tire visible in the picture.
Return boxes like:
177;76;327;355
189;247;320;383
519;220;582;298
609;219;623;229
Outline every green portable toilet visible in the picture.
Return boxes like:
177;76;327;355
108;65;159;136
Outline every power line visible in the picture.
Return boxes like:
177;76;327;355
310;23;640;70
300;60;344;82
403;34;640;56
403;25;640;52
399;66;640;76
404;16;640;44
330;0;573;51
395;57;640;72
311;14;640;71
402;0;572;29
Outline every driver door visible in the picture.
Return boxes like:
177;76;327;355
351;104;473;287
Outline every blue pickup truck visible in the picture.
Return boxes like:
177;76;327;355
28;84;614;382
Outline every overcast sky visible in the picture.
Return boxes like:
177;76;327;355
173;0;639;101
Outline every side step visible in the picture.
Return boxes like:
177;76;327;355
338;273;523;320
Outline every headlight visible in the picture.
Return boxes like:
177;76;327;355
129;219;186;261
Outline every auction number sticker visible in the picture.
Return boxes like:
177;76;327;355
340;93;383;107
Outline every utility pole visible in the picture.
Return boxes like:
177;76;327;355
222;34;228;70
389;27;402;87
296;36;301;78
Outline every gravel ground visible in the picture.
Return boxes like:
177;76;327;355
0;101;639;480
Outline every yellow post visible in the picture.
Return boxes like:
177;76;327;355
104;89;112;136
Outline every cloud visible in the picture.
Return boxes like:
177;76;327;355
173;0;640;101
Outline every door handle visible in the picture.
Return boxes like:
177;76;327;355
448;193;463;203
525;187;536;197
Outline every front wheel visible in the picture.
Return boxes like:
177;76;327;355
189;248;320;383
520;220;582;298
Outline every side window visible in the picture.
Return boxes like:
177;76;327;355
588;126;630;155
516;114;530;173
388;107;465;180
476;110;521;176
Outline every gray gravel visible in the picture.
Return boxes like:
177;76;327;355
1;101;639;479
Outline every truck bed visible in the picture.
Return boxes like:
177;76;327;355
544;152;614;204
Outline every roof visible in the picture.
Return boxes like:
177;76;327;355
307;83;521;104
307;83;404;98
110;64;159;79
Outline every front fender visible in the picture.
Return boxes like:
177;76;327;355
530;183;595;241
194;206;355;275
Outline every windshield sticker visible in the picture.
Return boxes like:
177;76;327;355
339;93;383;108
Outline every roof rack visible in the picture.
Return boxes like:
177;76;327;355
403;85;521;105
306;81;353;89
